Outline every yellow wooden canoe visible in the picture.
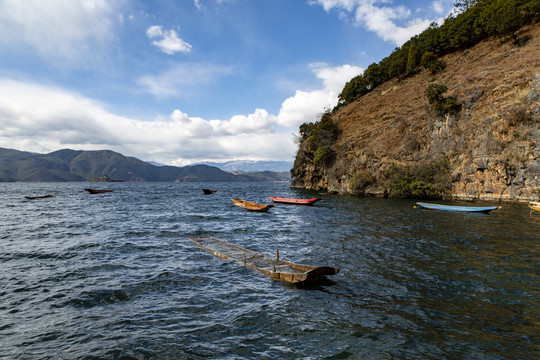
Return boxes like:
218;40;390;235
529;201;540;212
189;236;339;284
231;198;274;212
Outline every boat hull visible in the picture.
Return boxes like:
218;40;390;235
189;236;339;284
268;197;323;205
231;198;274;212
25;195;54;200
416;202;499;213
529;202;540;212
85;188;114;194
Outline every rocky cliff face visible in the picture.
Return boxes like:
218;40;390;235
291;24;540;202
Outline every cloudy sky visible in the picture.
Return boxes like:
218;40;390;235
0;0;455;166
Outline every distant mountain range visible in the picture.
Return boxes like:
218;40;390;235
198;160;293;172
0;148;290;182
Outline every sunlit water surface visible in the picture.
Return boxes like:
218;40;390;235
1;182;538;359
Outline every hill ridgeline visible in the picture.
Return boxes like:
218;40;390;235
0;148;289;182
291;23;540;202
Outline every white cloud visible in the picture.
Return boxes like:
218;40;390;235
0;79;294;165
0;0;119;64
0;63;361;165
146;25;192;55
309;0;357;12
356;2;431;45
213;109;276;135
315;63;363;93
137;63;233;98
277;64;363;127
194;0;204;11
432;0;445;14
309;0;448;46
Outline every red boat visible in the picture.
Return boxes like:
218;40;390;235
268;197;323;206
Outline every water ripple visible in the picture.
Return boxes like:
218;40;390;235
0;183;538;359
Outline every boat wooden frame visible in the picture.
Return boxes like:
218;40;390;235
189;236;339;284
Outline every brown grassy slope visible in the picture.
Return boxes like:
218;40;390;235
295;23;540;202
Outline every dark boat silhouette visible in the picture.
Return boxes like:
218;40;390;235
85;188;114;194
25;195;54;200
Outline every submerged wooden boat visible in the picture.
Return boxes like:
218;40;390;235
529;201;540;212
231;198;274;212
25;195;54;200
268;196;323;205
189;236;339;284
85;188;114;194
416;202;499;213
202;188;217;195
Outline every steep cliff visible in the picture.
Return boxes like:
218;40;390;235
291;24;540;202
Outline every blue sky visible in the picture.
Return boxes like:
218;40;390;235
0;0;455;166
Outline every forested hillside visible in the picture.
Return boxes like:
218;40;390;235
0;148;289;182
291;1;540;202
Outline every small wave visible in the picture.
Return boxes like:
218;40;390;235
66;288;132;308
103;241;159;253
0;251;79;262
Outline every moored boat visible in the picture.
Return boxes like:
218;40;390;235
202;189;217;194
189;236;339;284
85;188;114;194
529;201;540;212
268;196;323;205
416;202;499;213
25;195;54;200
231;198;274;212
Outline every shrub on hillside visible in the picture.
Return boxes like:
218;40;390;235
350;171;375;195
313;112;340;146
313;146;335;166
426;83;461;116
420;51;447;74
384;157;451;198
296;111;340;168
443;98;461;115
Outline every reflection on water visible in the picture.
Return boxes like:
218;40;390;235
0;182;538;359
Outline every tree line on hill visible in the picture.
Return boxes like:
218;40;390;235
338;0;539;107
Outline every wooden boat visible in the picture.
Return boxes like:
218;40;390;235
189;236;339;284
85;188;114;194
202;188;217;195
529;201;540;212
268;196;323;205
25;195;54;200
231;198;274;212
416;202;499;213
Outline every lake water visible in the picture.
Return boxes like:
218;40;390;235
1;182;538;359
